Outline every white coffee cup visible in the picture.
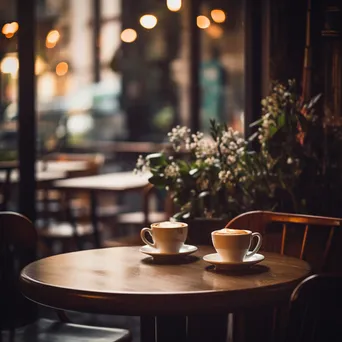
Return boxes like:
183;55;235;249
140;221;188;254
211;228;262;262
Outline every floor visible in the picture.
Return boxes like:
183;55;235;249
40;306;141;342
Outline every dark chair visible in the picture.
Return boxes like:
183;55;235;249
104;184;170;247
0;212;131;342
286;274;342;342
225;211;341;342
226;210;341;272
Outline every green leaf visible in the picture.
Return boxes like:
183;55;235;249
248;131;259;141
148;175;166;187
189;168;201;178
198;191;210;198
249;117;263;128
277;113;285;128
268;125;278;138
146;153;167;167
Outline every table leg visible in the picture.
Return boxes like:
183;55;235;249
90;190;101;248
156;316;187;342
187;314;228;342
140;316;155;342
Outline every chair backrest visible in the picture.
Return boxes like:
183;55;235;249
44;152;105;177
225;211;341;272
0;167;13;210
142;183;171;226
0;212;38;330
286;274;342;342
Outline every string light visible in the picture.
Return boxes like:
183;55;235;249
211;9;226;23
140;15;158;29
120;29;137;43
56;62;68;76
46;30;60;48
197;15;210;29
167;0;182;12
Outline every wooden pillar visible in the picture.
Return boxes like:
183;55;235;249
17;0;36;222
93;0;101;83
188;0;200;133
244;0;263;136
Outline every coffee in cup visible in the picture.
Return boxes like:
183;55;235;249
140;221;188;254
211;228;262;262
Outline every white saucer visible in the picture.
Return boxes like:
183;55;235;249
140;244;198;261
203;253;265;271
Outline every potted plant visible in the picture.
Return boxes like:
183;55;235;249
135;79;325;244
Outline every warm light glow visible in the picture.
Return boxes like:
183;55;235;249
197;15;210;29
56;62;68;76
2;22;19;38
206;24;223;39
0;56;19;75
167;0;182;11
211;9;226;23
11;22;19;33
35;56;46;75
120;28;137;43
140;15;158;29
46;29;60;47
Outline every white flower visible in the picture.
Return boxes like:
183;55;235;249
287;157;293;164
229;142;237;150
227;155;236;165
204;157;218;166
219;170;232;184
237;147;245;156
164;162;180;178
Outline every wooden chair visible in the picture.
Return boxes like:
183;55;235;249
104;184;170;247
225;210;341;272
225;211;342;342
37;153;120;253
0;167;14;211
286;274;342;342
0;211;131;342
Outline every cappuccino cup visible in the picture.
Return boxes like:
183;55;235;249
140;221;188;254
211;228;262;262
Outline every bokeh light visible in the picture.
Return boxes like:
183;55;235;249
120;28;137;43
197;15;210;29
140;15;158;29
56;62;68;76
0;56;19;75
46;30;60;48
167;0;182;12
211;9;226;23
206;24;223;39
2;22;19;38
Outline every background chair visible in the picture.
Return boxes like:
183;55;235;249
286;274;342;342
104;184;171;247
225;210;342;342
225;210;341;272
37;153;121;254
0;211;131;341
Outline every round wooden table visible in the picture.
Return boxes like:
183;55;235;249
20;246;311;342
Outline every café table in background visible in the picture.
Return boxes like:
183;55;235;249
20;246;311;342
53;172;151;247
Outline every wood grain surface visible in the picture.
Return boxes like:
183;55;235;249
20;246;311;316
54;172;150;192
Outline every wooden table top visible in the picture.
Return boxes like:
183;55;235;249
20;246;311;316
53;172;150;192
36;160;88;173
0;169;66;183
0;160;88;183
0;160;19;170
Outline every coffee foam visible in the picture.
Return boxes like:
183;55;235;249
155;221;186;228
213;228;248;235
